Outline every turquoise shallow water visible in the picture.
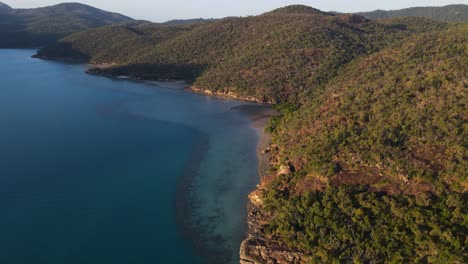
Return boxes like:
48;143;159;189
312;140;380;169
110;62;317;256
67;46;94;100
0;50;259;263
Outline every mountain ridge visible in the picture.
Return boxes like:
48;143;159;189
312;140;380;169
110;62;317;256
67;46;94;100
11;2;132;22
159;4;468;24
267;5;332;16
0;2;133;47
162;18;218;26
357;4;468;23
35;8;434;103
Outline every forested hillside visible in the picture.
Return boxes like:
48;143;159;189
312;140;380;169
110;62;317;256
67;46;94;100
36;5;448;103
33;4;467;263
357;4;468;23
259;24;467;262
35;21;202;62
0;2;132;47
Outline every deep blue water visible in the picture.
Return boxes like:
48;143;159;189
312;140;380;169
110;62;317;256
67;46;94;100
0;50;259;263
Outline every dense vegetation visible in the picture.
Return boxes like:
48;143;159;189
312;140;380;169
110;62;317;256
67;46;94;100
357;4;468;23
271;24;467;188
36;21;201;62
33;4;467;262
265;184;466;263
36;8;449;103
264;24;467;262
0;2;132;47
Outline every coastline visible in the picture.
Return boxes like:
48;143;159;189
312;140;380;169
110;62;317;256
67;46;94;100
174;105;277;264
92;71;256;263
95;72;268;105
235;110;311;264
231;105;279;264
34;54;279;264
31;54;89;63
189;86;275;104
230;105;277;178
109;71;279;263
33;55;274;105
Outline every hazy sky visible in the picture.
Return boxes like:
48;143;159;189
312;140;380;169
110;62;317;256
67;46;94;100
3;0;468;22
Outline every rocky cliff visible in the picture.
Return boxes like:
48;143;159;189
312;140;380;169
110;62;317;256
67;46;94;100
240;140;312;264
240;201;312;264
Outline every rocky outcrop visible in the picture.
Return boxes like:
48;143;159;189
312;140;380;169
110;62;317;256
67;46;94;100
189;86;276;104
240;200;312;264
277;164;292;176
239;135;312;263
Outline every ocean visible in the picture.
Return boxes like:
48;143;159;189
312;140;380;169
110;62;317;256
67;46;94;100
0;49;260;263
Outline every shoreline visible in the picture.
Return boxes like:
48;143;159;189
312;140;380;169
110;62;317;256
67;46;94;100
188;86;275;104
93;78;233;263
174;105;277;264
230;104;277;178
33;55;274;105
97;72;270;105
111;72;278;263
231;105;277;264
34;54;278;264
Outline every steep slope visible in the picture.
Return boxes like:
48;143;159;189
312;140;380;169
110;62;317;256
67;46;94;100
36;6;447;103
242;23;468;263
0;2;133;47
357;4;468;23
35;21;200;63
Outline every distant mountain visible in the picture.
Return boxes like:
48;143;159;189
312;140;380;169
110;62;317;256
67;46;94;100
0;2;133;47
357;4;468;23
268;4;332;15
163;18;218;26
0;2;12;14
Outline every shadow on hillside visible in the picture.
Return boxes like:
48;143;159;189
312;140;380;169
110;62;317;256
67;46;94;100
88;63;207;83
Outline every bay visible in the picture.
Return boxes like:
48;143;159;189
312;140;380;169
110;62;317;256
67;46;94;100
0;49;260;263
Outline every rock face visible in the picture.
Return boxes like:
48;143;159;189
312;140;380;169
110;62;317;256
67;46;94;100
189;86;276;104
277;164;292;175
239;112;310;263
240;201;311;264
